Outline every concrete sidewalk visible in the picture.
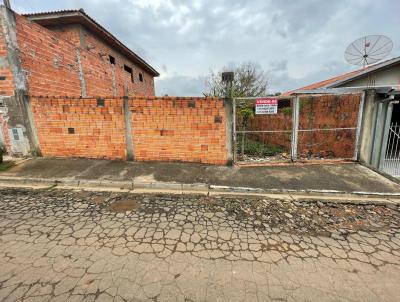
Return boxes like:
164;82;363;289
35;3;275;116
0;158;399;196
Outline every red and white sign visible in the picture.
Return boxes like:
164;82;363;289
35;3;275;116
255;98;278;114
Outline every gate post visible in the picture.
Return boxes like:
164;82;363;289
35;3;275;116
291;96;300;160
231;97;237;164
378;102;394;169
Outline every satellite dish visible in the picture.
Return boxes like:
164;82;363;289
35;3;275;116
344;35;393;68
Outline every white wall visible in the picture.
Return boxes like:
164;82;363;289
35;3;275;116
338;64;400;88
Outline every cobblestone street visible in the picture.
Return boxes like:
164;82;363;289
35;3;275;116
0;188;399;302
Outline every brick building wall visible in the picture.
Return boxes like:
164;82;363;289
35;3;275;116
79;27;155;96
30;96;228;165
13;13;155;97
15;14;82;96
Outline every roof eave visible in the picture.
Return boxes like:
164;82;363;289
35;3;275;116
25;11;160;77
328;58;400;88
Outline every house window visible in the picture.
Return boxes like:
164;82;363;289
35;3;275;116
12;128;20;141
109;55;115;65
139;73;144;82
124;65;134;83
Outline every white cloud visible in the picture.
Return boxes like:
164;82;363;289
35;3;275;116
13;0;400;95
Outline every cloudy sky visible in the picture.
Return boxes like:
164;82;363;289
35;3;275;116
12;0;400;96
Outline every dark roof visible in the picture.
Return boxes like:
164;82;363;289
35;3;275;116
23;9;159;77
286;55;400;95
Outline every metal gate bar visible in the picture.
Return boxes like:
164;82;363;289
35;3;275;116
233;96;295;163
381;122;400;176
233;93;363;164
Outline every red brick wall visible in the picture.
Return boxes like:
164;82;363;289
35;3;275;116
14;13;155;97
31;97;127;159
16;14;82;96
80;28;155;96
129;97;227;164
245;94;361;158
247;100;293;153
30;96;228;164
298;94;361;158
51;25;155;96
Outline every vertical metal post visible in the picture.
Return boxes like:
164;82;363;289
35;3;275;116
378;102;393;169
291;96;299;161
232;97;237;164
353;91;365;160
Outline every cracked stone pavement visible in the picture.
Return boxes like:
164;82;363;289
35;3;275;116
0;188;399;302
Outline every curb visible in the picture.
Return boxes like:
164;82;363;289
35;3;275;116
0;176;399;201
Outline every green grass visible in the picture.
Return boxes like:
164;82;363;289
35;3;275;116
0;161;15;172
239;138;284;157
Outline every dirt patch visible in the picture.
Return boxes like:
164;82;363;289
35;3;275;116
108;199;142;213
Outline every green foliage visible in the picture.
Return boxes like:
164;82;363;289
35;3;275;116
0;161;15;172
239;138;284;157
299;97;312;111
281;107;292;115
239;107;255;125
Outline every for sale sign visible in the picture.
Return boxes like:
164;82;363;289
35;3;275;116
255;98;278;114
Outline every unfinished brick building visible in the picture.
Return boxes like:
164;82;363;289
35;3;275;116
0;6;161;157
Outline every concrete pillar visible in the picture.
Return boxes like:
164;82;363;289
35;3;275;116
358;90;378;164
0;5;40;156
76;48;87;97
123;96;134;161
111;65;117;96
224;98;233;165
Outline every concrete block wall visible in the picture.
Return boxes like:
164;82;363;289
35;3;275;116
30;96;228;165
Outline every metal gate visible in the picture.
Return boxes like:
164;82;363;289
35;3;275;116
233;93;364;164
381;122;400;176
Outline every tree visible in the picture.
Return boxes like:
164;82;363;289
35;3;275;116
204;62;269;98
204;62;269;158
